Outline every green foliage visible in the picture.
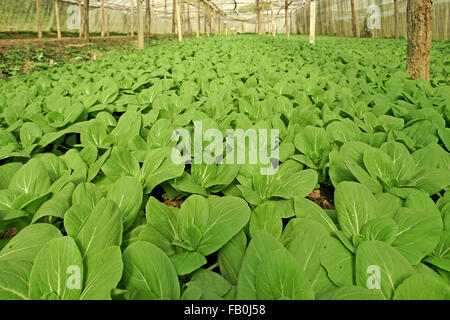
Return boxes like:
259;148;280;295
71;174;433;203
0;35;448;300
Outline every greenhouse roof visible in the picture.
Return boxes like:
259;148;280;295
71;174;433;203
62;0;310;17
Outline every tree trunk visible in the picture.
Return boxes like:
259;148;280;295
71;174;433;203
54;0;61;40
101;0;105;37
310;0;316;44
394;0;399;39
176;0;183;41
145;0;151;36
36;0;42;39
406;0;432;80
350;0;357;37
137;0;144;50
83;0;89;41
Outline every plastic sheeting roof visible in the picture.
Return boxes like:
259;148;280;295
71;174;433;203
63;0;310;17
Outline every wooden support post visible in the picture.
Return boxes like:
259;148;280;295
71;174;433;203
257;0;261;34
131;0;135;36
285;0;289;39
328;0;332;35
271;0;275;36
78;0;82;38
151;0;154;33
101;0;105;37
176;0;183;41
196;2;200;38
137;0;144;50
187;0;191;34
262;2;266;34
36;0;42;39
350;0;357;37
303;6;306;34
406;0;432;80
207;0;211;37
54;0;61;40
219;14;221;36
172;0;176;34
145;0;151;36
106;6;110;36
310;0;316;44
213;7;216;36
83;0;89;41
394;0;399;38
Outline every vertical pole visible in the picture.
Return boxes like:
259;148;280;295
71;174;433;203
101;0;105;37
196;2;200;38
172;0;176;34
151;0;154;33
106;6;110;36
262;2;266;34
394;0;399;38
145;0;151;36
83;0;89;41
187;0;191;34
131;0;135;36
54;0;61;40
350;0;357;37
406;0;432;80
176;0;183;41
328;0;332;35
207;0;211;37
310;0;316;44
137;0;144;50
257;0;261;34
271;0;275;36
303;6;306;34
36;0;42;39
219;14;221;36
285;0;289;39
78;0;82;38
213;7;216;36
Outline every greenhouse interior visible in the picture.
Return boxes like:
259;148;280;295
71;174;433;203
0;0;449;302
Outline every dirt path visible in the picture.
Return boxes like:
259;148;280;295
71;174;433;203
0;35;138;53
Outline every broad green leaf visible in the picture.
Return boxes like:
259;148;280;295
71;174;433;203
355;241;415;300
236;231;285;299
74;198;123;259
0;224;62;262
249;202;282;239
320;236;355;286
218;230;247;286
393;274;450;300
0;260;32;300
335;181;377;236
255;248;314;300
80;246;123;300
29;237;83;300
9;159;50;196
197;196;251;256
122;241;180;300
106;176;143;231
392;208;443;264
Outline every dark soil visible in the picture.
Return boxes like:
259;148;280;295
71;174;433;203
307;185;335;210
0;227;18;239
